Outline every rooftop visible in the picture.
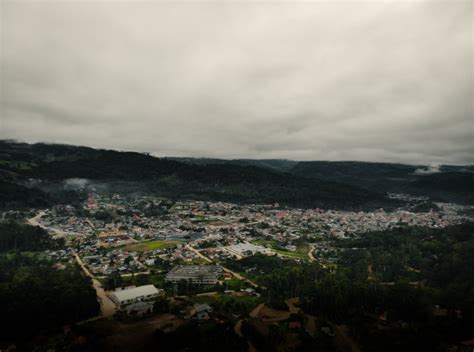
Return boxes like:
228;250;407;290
166;265;222;279
112;284;159;302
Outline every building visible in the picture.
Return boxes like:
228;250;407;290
188;303;213;320
124;301;154;316
109;284;161;307
225;242;272;257
165;265;222;285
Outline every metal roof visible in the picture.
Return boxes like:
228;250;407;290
112;284;159;302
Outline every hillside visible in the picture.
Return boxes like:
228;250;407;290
0;141;396;211
289;161;474;204
169;157;298;173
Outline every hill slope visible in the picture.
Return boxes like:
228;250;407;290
289;161;474;204
0;141;397;210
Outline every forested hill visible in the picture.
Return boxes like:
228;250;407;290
290;161;474;204
169;157;298;172
153;157;474;205
0;140;396;210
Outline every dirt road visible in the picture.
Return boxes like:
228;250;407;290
28;211;83;237
249;303;265;318
185;244;213;263
27;210;46;227
286;297;301;314
308;244;316;262
74;253;117;318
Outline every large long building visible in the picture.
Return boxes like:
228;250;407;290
225;242;272;258
109;284;161;307
165;265;222;285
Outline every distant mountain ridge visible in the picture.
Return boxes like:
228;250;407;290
168;157;474;204
0;140;472;210
168;157;298;173
289;161;474;204
0;141;394;210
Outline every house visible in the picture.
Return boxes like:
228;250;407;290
241;288;259;296
109;284;161;307
125;301;154;316
145;259;156;266
284;245;297;252
189;303;213;321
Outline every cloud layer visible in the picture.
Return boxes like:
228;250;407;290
1;1;473;164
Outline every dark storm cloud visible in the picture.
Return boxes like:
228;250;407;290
1;0;473;164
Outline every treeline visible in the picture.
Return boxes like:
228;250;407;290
251;223;474;350
224;253;294;276
0;140;400;211
0;222;100;348
0;180;85;210
0;253;100;344
255;258;473;350
337;222;474;290
0;181;50;210
291;161;474;205
0;221;64;252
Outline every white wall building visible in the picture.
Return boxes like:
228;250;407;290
109;284;161;307
225;242;272;257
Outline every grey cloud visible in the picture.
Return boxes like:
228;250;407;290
1;0;472;164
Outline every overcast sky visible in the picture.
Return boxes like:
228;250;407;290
1;1;473;164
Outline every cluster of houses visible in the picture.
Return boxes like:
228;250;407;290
22;193;473;281
32;193;472;251
17;193;474;293
81;249;146;276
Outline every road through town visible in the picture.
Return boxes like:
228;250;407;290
185;244;259;288
74;253;117;318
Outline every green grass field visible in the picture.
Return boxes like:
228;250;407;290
252;240;309;260
273;249;307;260
123;240;181;252
251;239;278;247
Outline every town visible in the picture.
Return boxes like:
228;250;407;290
2;190;473;351
2;192;472;318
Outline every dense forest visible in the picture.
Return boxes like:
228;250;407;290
220;224;474;351
2;140;472;211
0;140;399;211
168;158;474;205
337;223;474;307
0;221;64;252
0;254;100;344
260;223;474;351
290;161;474;204
0;222;100;348
0;180;85;210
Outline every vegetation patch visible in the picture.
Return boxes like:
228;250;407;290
251;239;308;260
123;240;182;252
273;249;307;260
